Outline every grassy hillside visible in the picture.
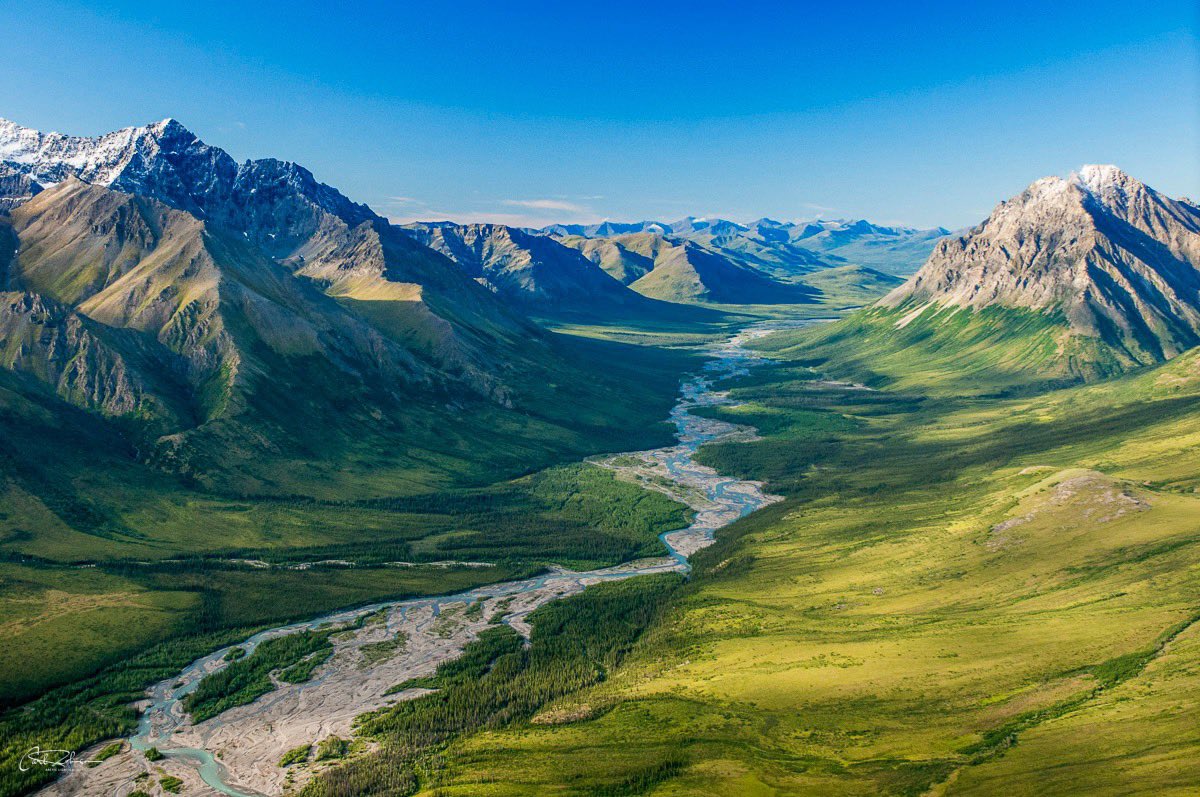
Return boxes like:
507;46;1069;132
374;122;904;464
399;327;1200;795
796;265;904;310
774;303;1135;396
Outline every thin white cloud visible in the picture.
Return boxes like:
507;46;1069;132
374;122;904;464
388;210;563;228
501;198;588;213
383;194;608;229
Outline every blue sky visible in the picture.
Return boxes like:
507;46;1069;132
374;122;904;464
1;0;1196;228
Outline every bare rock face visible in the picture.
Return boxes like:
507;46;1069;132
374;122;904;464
881;165;1200;365
0;163;42;212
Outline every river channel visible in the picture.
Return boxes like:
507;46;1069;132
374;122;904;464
40;319;811;797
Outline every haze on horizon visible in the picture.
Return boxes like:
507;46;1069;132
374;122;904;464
0;0;1196;230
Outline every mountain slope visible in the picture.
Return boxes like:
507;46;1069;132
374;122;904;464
560;232;816;305
398;221;652;314
786;218;950;275
0;119;699;498
2;180;488;491
879;165;1200;376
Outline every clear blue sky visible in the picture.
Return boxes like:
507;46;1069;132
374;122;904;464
1;0;1196;229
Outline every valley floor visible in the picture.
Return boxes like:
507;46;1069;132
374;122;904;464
5;317;790;797
406;326;1200;795
10;308;1200;797
0;317;724;797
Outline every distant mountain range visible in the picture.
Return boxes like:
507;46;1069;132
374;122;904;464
540;215;950;277
399;219;835;308
879;165;1200;376
399;214;936;308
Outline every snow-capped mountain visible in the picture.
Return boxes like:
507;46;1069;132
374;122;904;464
0;117;377;235
0;117;191;187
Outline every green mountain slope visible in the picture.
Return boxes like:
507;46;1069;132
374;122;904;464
561;231;816;304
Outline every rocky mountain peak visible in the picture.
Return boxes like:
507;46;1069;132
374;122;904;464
0;117;378;233
881;165;1200;369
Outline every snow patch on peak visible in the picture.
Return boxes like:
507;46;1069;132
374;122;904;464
1074;164;1142;207
1076;163;1130;190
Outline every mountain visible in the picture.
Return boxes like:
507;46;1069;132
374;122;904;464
559;231;816;305
539;217;749;239
397;221;653;315
750;217;950;276
540;215;948;278
540;220;670;237
880;165;1200;375
0;118;693;496
682;219;834;276
799;264;905;307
